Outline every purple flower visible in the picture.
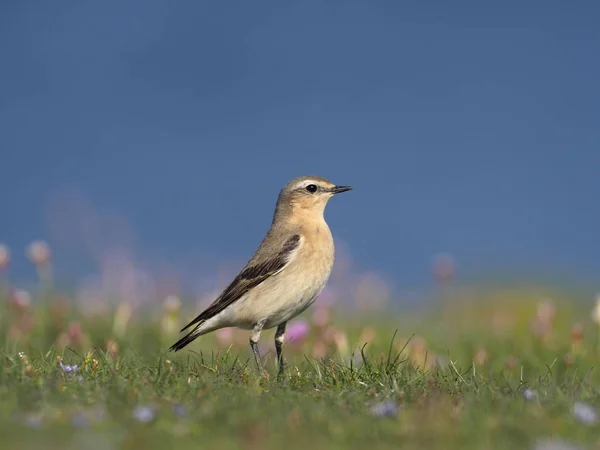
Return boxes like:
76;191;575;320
286;320;309;343
370;401;400;418
59;362;78;375
133;406;155;423
572;402;597;425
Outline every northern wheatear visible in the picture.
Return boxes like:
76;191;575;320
170;176;352;375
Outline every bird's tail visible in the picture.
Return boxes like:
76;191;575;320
169;324;204;352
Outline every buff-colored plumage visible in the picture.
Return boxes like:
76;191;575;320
170;176;352;375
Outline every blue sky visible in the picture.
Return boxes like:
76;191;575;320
1;1;599;292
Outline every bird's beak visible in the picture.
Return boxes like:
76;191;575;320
331;185;353;194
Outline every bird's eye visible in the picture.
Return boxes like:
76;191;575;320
305;184;318;193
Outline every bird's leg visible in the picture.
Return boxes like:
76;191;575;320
275;322;287;378
249;320;266;373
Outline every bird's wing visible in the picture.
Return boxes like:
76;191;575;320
180;233;301;332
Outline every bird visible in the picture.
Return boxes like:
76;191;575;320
170;175;352;376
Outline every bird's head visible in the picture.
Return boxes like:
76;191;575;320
274;176;352;222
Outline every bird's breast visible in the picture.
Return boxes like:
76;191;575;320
230;220;336;329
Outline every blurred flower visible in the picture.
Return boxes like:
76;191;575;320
84;353;99;373
23;365;34;378
572;402;597;425
592;295;600;325
312;306;330;328
531;299;556;343
563;353;575;367
112;302;133;338
26;241;52;281
161;295;181;337
407;336;433;370
163;295;181;314
431;252;456;283
369;400;400;418
287;320;309;344
59;361;79;375
26;241;51;266
9;289;31;313
68;322;83;344
133;405;155;423
570;324;583;343
0;243;10;271
163;359;174;376
18;352;29;364
358;327;377;344
538;300;555;320
332;329;349;356
473;347;488;365
570;323;584;354
105;339;119;359
523;388;536;401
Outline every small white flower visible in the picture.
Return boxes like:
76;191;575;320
523;388;536;401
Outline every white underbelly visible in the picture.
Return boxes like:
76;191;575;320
262;283;323;328
226;256;333;330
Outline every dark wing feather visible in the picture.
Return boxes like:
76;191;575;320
179;234;301;332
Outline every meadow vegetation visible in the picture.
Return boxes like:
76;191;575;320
0;243;599;449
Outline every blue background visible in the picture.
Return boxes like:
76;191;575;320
1;1;599;292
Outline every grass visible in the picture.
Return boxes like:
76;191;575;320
0;283;599;449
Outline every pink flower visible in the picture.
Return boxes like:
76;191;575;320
286;320;309;343
26;241;51;266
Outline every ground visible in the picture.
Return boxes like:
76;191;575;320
0;284;599;449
